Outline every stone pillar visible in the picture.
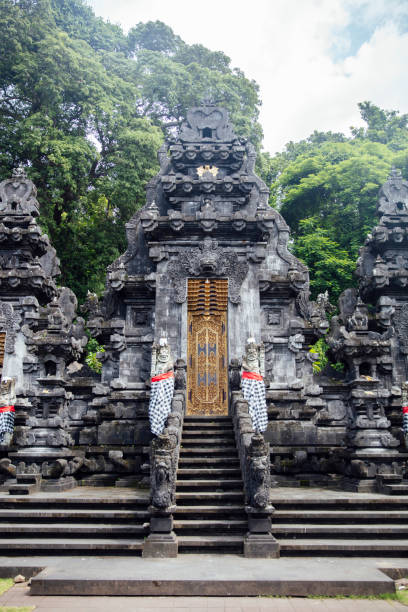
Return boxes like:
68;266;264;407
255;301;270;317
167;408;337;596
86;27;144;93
244;507;280;558
143;506;178;558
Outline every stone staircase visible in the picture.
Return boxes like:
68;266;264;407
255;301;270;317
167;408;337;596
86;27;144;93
273;496;408;555
174;415;247;553
0;492;149;554
376;473;408;495
8;473;41;496
172;415;408;556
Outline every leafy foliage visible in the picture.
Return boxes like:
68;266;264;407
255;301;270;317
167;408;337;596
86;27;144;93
309;338;344;374
0;1;262;300
262;102;408;302
85;334;104;373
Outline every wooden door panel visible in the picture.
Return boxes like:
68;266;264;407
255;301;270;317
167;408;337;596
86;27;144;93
187;279;228;416
0;332;5;381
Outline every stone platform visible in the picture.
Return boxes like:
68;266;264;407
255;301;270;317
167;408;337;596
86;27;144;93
0;485;408;595
2;485;408;556
0;554;404;597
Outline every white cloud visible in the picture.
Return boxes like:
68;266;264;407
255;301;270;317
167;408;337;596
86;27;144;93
87;0;408;152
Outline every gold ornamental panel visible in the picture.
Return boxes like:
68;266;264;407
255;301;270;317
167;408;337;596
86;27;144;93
0;332;5;380
187;279;228;416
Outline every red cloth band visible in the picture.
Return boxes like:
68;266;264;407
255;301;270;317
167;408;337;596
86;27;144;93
403;406;408;414
0;405;15;413
151;371;174;383
242;371;263;381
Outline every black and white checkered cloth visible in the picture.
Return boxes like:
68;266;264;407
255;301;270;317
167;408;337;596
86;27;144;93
241;375;268;432
403;407;408;436
149;374;174;436
0;407;14;444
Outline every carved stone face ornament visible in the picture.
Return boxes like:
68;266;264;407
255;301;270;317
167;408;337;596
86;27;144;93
158;345;170;363
199;237;219;272
376;296;395;328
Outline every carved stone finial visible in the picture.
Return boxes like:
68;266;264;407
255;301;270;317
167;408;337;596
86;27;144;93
200;92;216;107
377;167;408;216
12;165;27;179
0;166;39;216
389;166;402;180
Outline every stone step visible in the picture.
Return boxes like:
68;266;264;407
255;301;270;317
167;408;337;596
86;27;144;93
28;556;396;597
178;535;243;552
8;484;38;496
0;523;148;535
176;491;244;503
272;497;408;508
179;448;237;456
0;538;144;552
0;509;148;520
278;538;408;554
183;418;233;424
177;468;241;477
176;479;243;489
377;474;403;483
178;457;239;465
174;519;247;531
183;416;232;422
273;509;408;521
174;504;246;516
16;474;42;485
181;438;235;445
272;523;408;535
182;424;234;431
182;429;234;436
383;484;408;495
0;496;149;508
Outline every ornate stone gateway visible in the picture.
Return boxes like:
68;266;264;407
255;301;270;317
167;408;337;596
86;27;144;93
187;278;228;416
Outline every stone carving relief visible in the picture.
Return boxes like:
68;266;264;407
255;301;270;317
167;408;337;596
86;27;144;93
178;105;236;142
150;434;176;510
288;333;304;353
246;433;271;509
395;303;408;354
0;301;20;354
376;296;395;328
150;338;174;377
348;299;369;331
242;338;265;376
167;237;248;304
0;167;40;217
378;167;408;216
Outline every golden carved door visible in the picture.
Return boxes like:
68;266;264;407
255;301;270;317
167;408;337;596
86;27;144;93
0;332;5;381
187;279;228;416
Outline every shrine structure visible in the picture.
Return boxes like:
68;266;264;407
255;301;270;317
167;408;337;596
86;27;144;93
1;104;408;557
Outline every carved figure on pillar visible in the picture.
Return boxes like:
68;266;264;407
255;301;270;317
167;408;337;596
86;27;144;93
0;378;15;446
241;338;268;432
148;338;175;436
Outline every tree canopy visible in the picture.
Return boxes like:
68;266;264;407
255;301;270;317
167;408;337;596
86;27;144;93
2;1;408;306
0;0;262;300
263;102;408;302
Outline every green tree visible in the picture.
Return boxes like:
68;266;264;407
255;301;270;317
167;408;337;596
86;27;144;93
294;218;357;301
0;1;262;300
263;103;408;301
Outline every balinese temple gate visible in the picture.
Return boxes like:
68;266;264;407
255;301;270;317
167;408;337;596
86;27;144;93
1;104;408;557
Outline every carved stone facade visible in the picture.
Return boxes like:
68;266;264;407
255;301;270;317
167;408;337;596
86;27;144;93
1;108;408;496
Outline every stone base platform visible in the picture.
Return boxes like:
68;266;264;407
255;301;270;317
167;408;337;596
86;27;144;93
0;555;404;597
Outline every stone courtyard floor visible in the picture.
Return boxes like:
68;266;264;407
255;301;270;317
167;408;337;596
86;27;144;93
1;483;407;502
0;581;407;612
1;486;408;609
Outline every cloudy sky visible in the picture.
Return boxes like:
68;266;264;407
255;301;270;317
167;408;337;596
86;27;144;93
87;0;408;153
